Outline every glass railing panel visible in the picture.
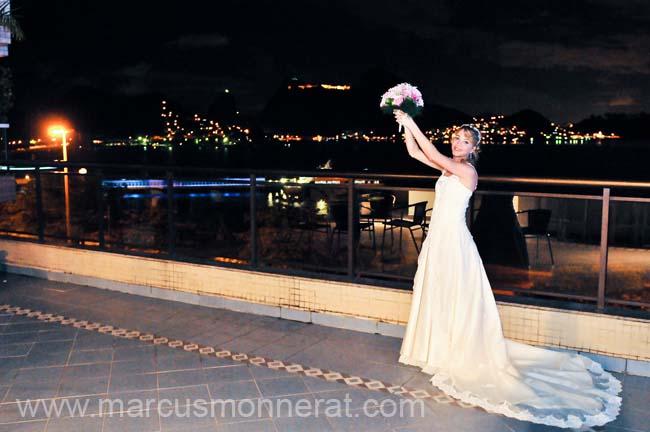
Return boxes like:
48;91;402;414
606;198;650;310
38;165;103;245
477;193;602;304
172;173;252;264
0;171;39;238
100;167;170;254
355;184;427;282
257;177;346;275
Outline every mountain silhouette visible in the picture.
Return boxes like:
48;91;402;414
502;109;551;134
575;113;649;139
259;69;472;135
207;90;238;124
258;78;358;135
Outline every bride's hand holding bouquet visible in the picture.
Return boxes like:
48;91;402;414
393;109;414;132
379;83;423;132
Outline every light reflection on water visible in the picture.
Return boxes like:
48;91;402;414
119;189;297;210
114;177;342;212
121;191;247;200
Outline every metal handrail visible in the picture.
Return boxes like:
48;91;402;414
473;176;650;189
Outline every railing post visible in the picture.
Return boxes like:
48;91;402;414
2;129;8;171
166;171;176;257
96;170;105;248
347;178;354;277
597;188;610;310
582;200;589;242
250;174;258;268
34;166;45;243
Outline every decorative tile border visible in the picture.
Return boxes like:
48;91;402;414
0;303;463;407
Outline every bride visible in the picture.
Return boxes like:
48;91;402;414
393;110;622;428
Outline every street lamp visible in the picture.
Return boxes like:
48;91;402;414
49;126;71;240
48;126;68;162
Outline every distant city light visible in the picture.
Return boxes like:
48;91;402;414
286;83;351;91
320;84;350;90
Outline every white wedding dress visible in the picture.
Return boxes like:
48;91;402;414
398;172;622;428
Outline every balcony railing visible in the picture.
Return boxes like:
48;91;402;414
1;160;649;315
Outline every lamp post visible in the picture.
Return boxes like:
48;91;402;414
49;126;71;240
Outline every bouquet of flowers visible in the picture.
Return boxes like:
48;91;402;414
380;83;424;131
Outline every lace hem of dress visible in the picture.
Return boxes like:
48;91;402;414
398;354;622;429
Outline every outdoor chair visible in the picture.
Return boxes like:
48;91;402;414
360;192;397;248
517;209;555;265
330;202;375;252
286;204;331;251
366;192;396;223
421;207;433;242
381;201;428;255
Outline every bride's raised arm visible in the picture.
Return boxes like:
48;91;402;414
402;127;444;171
395;110;476;181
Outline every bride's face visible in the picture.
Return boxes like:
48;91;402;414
451;130;476;158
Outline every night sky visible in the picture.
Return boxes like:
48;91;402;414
5;0;650;126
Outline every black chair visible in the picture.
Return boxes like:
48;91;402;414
330;202;375;252
421;207;433;242
382;201;428;254
359;203;376;249
517;209;554;265
367;192;396;223
286;205;331;251
360;192;395;249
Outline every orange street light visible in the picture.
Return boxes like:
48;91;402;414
48;126;69;163
49;125;72;240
